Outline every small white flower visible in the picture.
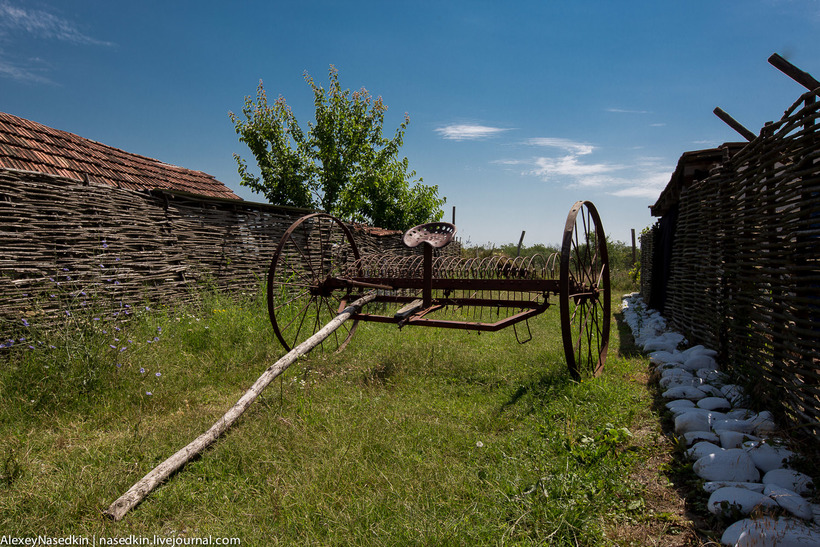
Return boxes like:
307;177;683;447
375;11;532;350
476;441;484;448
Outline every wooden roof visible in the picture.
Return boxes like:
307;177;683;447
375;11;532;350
0;112;241;200
650;143;745;217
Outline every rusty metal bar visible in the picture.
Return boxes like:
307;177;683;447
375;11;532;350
345;277;561;293
423;243;433;308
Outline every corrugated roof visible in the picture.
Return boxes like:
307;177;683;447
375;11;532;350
0;112;241;200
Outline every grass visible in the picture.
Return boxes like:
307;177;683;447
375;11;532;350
0;283;684;545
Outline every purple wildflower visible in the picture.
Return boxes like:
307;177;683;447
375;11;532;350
155;372;161;377
139;368;145;374
109;345;116;350
21;319;29;327
145;391;152;396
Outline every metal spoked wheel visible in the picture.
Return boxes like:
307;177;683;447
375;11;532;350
559;201;611;380
267;213;361;353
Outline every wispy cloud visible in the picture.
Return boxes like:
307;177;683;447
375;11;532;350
531;155;621;180
435;124;509;140
523;137;595;156
497;135;672;200
606;107;652;114
0;55;53;84
0;1;112;46
0;1;112;84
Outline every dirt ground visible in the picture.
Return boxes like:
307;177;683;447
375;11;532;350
608;313;724;546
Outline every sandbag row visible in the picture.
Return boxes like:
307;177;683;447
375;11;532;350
621;293;820;547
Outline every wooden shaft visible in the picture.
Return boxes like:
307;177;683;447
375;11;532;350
714;107;757;141
103;291;377;521
769;53;820;91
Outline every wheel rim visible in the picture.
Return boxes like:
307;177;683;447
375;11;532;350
559;201;611;379
267;213;360;353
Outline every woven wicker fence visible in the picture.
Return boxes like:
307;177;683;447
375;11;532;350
642;89;820;442
1;169;455;335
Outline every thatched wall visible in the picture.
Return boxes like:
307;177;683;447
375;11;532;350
642;89;820;442
1;169;455;333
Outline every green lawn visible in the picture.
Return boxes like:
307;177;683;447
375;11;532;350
0;287;672;546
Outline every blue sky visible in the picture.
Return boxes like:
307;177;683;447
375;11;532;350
2;1;819;247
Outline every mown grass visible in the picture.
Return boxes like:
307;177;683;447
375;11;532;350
0;285;662;545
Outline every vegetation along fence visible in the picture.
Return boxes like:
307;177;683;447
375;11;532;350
641;82;820;443
0;169;454;334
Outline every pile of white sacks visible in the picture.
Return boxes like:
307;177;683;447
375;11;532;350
621;293;820;546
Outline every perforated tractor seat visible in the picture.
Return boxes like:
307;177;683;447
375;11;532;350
402;222;457;249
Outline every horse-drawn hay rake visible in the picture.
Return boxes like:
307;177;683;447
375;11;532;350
267;200;611;379
105;200;611;520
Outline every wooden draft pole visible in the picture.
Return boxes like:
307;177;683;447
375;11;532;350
104;292;377;522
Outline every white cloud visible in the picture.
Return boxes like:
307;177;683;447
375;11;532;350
524;137;594;156
0;1;112;83
0;56;53;84
504;139;672;200
0;1;112;46
531;155;621;180
606;163;671;199
435;124;509;140
606;107;651;114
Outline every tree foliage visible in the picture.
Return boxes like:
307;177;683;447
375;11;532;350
230;66;445;230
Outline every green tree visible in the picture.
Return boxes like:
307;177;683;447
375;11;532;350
230;66;445;230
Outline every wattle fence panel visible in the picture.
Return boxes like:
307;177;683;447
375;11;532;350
641;89;820;444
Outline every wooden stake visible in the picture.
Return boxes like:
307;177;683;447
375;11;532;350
104;292;377;521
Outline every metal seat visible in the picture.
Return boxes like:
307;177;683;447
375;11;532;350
402;222;457;249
